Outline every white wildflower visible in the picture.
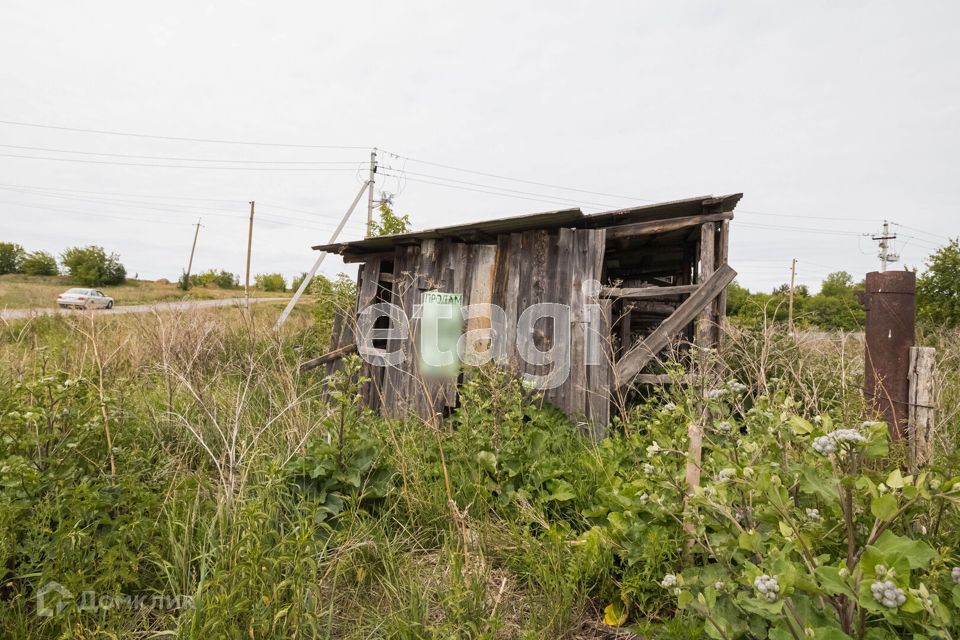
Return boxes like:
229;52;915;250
875;565;896;580
638;493;649;504
646;441;663;457
812;428;866;456
838;567;849;578
833;429;867;444
812;435;837;456
871;580;906;608
806;508;820;522
717;468;737;483
663;402;677;411
951;567;960;584
714;581;724;589
643;463;656;474
754;575;780;602
660;574;677;588
726;380;748;394
715;421;732;433
704;388;728;400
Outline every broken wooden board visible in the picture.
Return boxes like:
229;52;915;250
615;263;737;389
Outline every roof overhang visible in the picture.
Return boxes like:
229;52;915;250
312;193;742;259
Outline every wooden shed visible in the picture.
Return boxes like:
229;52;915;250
311;193;741;437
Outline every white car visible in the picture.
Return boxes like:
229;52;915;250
57;288;114;310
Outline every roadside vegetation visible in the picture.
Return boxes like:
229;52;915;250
0;274;290;310
0;295;956;639
1;225;957;637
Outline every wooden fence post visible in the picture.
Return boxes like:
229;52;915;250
908;346;936;470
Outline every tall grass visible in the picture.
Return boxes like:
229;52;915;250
0;308;956;638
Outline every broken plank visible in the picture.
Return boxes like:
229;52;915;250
615;263;737;389
600;284;701;299
300;343;359;372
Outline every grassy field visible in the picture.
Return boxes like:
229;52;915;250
0;307;957;639
0;274;292;309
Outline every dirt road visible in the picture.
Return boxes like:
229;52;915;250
0;297;290;321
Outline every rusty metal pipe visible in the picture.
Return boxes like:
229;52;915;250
861;271;916;441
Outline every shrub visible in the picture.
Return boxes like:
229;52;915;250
254;273;286;292
0;242;25;274
19;251;58;276
178;269;238;291
918;239;960;327
60;246;126;286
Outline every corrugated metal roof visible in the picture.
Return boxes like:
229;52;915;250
312;193;742;256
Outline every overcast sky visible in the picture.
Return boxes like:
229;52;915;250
1;1;957;292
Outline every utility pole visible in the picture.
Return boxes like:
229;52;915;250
184;218;202;288
787;257;797;332
245;201;255;305
275;179;372;330
871;220;899;272
366;149;378;237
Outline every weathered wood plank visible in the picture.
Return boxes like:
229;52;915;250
301;343;358;372
615;263;737;388
600;284;701;299
605;211;733;240
697;222;717;349
715;220;730;320
908;346;936;470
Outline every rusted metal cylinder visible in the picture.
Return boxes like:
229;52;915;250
862;271;916;441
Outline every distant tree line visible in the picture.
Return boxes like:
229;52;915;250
728;239;960;330
727;270;866;331
0;242;126;286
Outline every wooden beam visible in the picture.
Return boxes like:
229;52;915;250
300;342;358;372
715;220;730;320
697;222;717;348
600;283;700;299
605;211;733;241
615;263;737;388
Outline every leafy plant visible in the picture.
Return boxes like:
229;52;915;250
0;241;26;274
60;245;126;286
285;356;390;522
254;272;286;292
19;250;58;276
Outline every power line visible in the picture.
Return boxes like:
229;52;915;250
381;149;657;203
379;171;610;211
0;185;368;228
0;143;368;165
384;169;628;209
0;152;367;171
0;196;367;233
0;119;370;150
0;181;246;204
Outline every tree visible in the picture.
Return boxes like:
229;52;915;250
20;251;58;276
0;242;25;274
820;271;855;297
254;273;286;292
60;246;127;286
367;200;411;237
917;239;960;326
180;268;238;290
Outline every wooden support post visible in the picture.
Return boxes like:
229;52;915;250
908;346;935;470
716;220;730;325
697;222;717;350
